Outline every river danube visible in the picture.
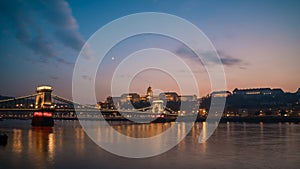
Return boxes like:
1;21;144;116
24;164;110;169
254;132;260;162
1;120;300;169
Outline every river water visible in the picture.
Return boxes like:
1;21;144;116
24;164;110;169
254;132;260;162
0;119;300;169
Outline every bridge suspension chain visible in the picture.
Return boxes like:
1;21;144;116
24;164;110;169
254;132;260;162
136;106;152;111
51;94;98;109
0;94;37;103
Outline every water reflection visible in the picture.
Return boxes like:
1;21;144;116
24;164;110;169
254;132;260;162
200;122;207;153
12;129;22;153
1;120;300;169
259;122;264;143
111;122;172;138
75;127;85;153
30;127;54;167
48;132;55;161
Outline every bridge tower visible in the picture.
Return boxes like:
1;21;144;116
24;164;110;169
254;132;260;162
35;86;53;109
32;85;54;127
151;100;164;113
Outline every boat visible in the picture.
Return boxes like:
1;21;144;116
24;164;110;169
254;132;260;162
0;132;8;146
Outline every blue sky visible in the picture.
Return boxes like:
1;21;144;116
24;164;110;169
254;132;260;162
0;0;300;100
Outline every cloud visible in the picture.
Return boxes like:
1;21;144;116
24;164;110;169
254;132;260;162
38;0;78;30
56;57;74;65
54;29;84;51
0;0;84;64
50;76;59;80
26;32;56;60
220;57;241;66
38;0;85;50
217;50;244;66
174;46;244;67
81;75;92;81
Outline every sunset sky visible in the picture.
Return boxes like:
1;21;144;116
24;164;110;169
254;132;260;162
0;0;300;101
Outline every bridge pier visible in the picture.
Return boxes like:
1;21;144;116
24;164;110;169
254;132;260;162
31;86;54;127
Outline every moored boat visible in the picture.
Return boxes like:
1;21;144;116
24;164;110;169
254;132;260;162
0;132;8;146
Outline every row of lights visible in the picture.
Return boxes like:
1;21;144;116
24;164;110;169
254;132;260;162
14;104;78;108
15;104;34;107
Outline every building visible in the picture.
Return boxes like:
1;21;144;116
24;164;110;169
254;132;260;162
233;88;271;95
180;95;197;102
120;93;140;103
211;91;231;97
271;88;284;95
146;86;153;97
140;86;153;101
159;92;180;102
233;88;284;96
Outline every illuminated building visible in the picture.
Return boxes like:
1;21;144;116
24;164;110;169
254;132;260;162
120;93;140;103
146;86;153;101
180;95;197;102
233;88;283;95
210;91;231;98
146;86;153;96
159;92;180;102
140;86;153;101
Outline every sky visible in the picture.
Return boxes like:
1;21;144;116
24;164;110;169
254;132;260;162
0;0;300;101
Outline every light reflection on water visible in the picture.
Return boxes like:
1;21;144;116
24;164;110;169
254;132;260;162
0;120;300;169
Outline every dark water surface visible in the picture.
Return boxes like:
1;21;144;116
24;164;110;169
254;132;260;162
1;119;300;169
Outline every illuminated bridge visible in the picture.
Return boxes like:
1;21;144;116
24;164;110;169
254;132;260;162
0;86;178;126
